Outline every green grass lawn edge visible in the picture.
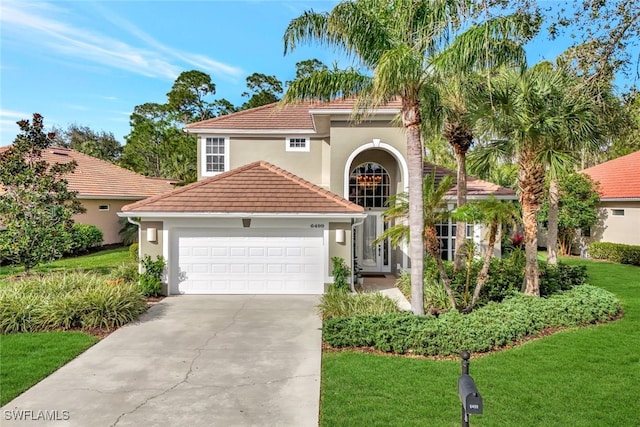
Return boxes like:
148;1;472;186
0;331;99;406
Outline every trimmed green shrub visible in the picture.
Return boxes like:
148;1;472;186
331;257;351;292
322;285;620;356
0;272;147;333
318;289;400;320
589;242;640;266
68;224;103;254
129;243;139;261
139;255;165;297
539;262;588;295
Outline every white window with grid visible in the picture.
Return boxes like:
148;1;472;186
285;137;309;152
202;137;228;176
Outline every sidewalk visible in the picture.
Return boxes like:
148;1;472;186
361;275;412;311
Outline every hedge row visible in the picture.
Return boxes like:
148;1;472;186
68;224;103;254
323;285;621;356
589;242;640;266
0;272;147;334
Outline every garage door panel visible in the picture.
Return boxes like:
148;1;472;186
176;229;324;295
230;248;246;257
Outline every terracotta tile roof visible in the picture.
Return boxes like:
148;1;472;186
0;146;175;199
581;151;640;199
424;163;516;198
122;161;365;214
185;98;403;131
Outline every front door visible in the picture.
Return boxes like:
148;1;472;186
356;212;390;273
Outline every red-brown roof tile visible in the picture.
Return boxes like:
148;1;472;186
122;161;365;214
0;146;175;199
185;98;403;131
424;163;516;198
581;150;640;199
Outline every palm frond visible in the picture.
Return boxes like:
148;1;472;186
281;68;372;104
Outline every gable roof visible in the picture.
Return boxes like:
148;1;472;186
581;150;640;200
185;99;403;132
0;146;175;199
424;163;516;199
122;161;365;216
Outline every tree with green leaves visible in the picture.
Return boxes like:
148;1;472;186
167;70;218;124
0;114;85;272
375;169;457;310
282;0;537;314
121;102;197;183
474;63;600;295
291;59;328;83
241;73;283;110
55;123;122;163
539;173;600;257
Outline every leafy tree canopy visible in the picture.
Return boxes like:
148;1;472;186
54;123;122;163
166;70;218;124
0;114;85;272
241;73;283;110
121;103;197;183
539;172;601;256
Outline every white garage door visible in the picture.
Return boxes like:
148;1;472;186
176;228;324;294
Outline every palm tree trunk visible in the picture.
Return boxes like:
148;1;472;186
403;101;425;315
425;227;457;310
546;178;559;265
471;221;498;308
454;151;467;272
518;148;544;296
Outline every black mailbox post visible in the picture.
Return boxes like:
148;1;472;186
458;351;482;426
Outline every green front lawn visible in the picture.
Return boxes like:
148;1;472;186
0;332;99;406
320;259;640;426
0;246;130;281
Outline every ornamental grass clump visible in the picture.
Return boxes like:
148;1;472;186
317;288;400;320
0;272;147;334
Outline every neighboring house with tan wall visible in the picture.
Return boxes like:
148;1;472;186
581;150;640;247
0;146;175;245
120;100;515;296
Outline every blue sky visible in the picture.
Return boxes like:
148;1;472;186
1;0;637;146
0;0;344;144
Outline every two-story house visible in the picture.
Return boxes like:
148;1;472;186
120;99;515;295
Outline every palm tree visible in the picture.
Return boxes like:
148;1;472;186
431;17;538;272
282;0;536;314
375;169;457;310
474;63;600;295
454;197;520;309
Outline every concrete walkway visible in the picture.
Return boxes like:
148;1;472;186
362;275;412;311
1;295;322;427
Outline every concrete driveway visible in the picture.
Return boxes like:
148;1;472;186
1;295;322;427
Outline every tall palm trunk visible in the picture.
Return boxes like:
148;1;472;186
546;179;559;264
518;147;545;296
425;227;457;310
403;100;425;315
444;120;474;272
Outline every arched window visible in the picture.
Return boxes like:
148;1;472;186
349;162;390;208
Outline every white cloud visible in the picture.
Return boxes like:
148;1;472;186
0;110;32;120
92;3;244;81
0;0;244;81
